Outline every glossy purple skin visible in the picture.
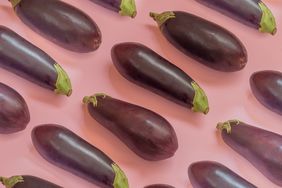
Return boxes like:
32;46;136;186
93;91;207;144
195;0;261;29
86;95;178;161
111;42;196;109
220;121;282;186
14;0;101;52
13;175;62;188
250;70;282;115
188;161;257;188
90;0;121;12
0;82;30;134
144;184;175;188
0;26;57;91
32;124;116;188
159;11;247;72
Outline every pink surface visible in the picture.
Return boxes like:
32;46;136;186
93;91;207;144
0;0;282;187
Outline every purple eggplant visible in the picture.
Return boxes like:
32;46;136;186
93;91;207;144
144;184;175;188
250;70;282;115
0;82;30;134
0;26;72;96
90;0;137;18
111;42;209;114
32;124;128;188
150;11;247;72
9;0;102;53
195;0;276;35
0;175;62;188
188;161;257;188
83;93;178;161
217;120;282;186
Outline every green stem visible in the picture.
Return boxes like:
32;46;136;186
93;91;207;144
112;163;129;188
119;0;137;18
0;176;24;188
217;120;240;134
191;82;209;114
149;11;176;27
54;63;72;97
258;2;277;35
83;93;107;107
8;0;21;8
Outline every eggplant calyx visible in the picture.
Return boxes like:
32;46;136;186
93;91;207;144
258;2;277;35
0;176;24;188
83;93;107;107
54;64;72;97
217;120;240;134
149;11;176;27
112;163;129;188
119;0;137;18
8;0;21;9
191;82;209;114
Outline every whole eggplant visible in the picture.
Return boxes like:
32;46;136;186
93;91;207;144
250;70;282;115
0;25;72;96
9;0;102;53
32;124;128;188
195;0;276;35
111;42;209;114
150;11;247;72
144;184;175;188
0;82;30;134
217;120;282;186
90;0;137;18
83;93;178;161
188;161;257;188
0;175;62;188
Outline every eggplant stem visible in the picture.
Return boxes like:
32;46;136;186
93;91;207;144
112;163;129;188
191;81;209;114
119;0;137;18
217;120;240;134
83;93;107;107
0;176;24;188
258;2;277;35
149;11;176;27
54;63;72;97
8;0;21;8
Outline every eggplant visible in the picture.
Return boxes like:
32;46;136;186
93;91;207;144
149;11;247;72
83;93;178;161
144;184;175;188
0;175;62;188
90;0;137;18
9;0;102;53
111;42;209;114
188;161;257;188
0;26;72;96
32;124;128;188
217;120;282;186
250;70;282;115
0;82;30;134
195;0;277;35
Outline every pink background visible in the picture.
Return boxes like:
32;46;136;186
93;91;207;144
1;0;282;187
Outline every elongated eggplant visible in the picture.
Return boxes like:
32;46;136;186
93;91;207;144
195;0;276;35
90;0;137;18
111;42;209;114
250;70;282;115
0;26;72;96
150;11;247;72
0;175;62;188
83;93;178;161
9;0;102;53
188;161;257;188
217;120;282;186
0;82;30;134
32;124;128;188
144;184;175;188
